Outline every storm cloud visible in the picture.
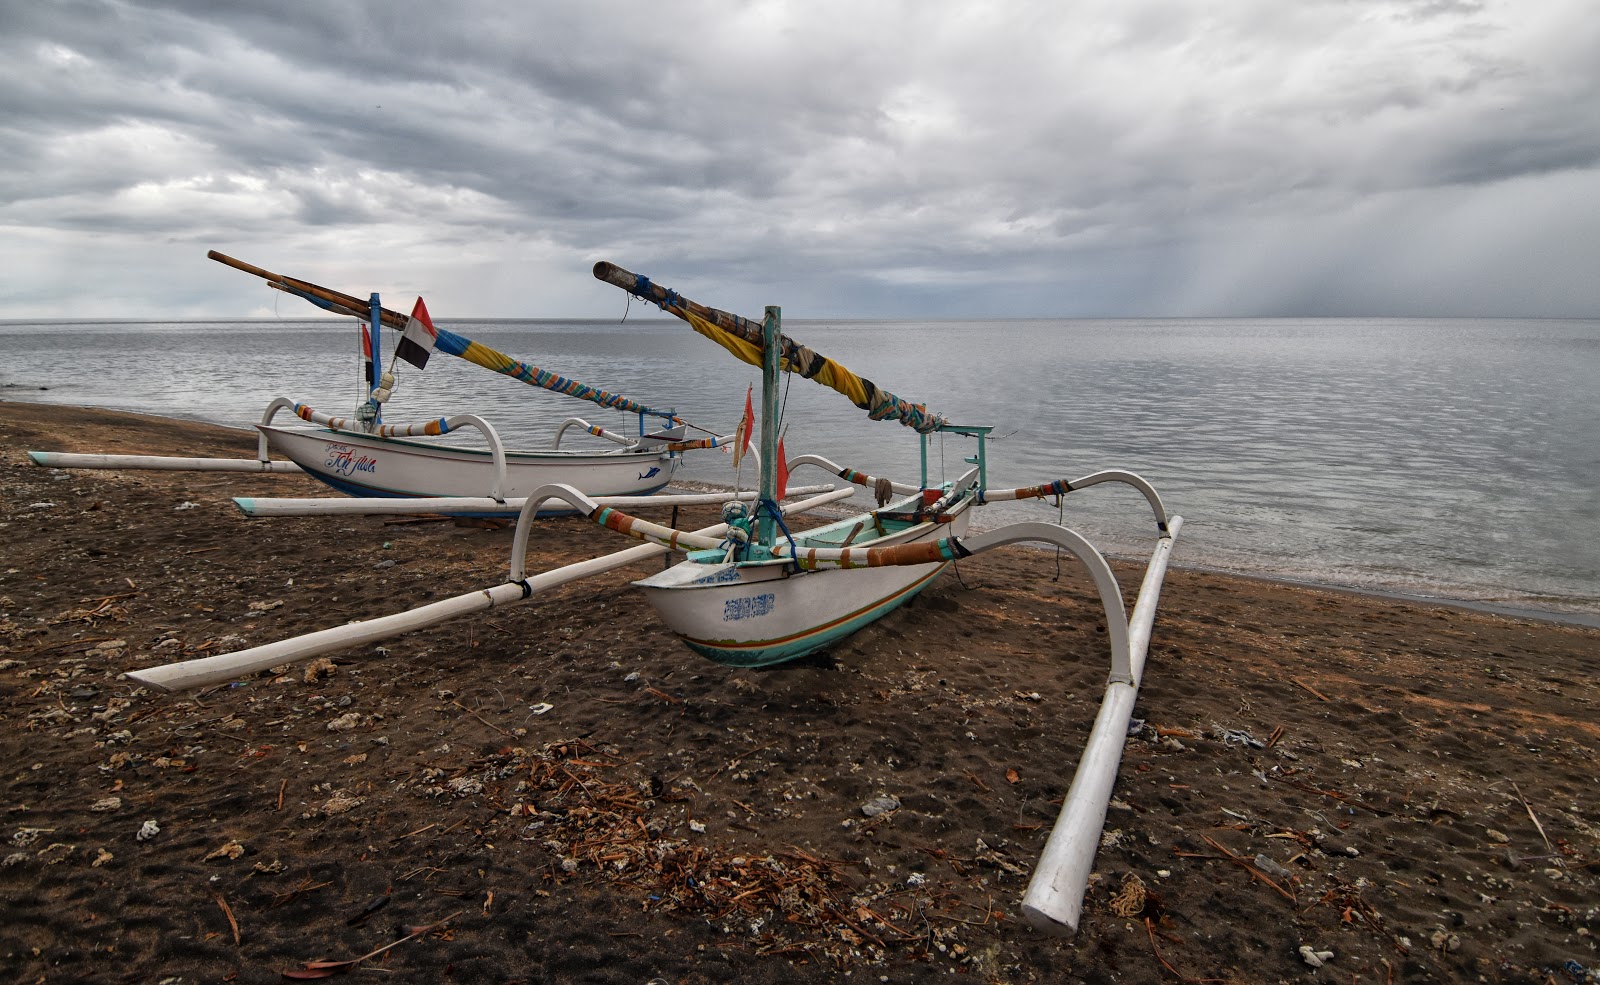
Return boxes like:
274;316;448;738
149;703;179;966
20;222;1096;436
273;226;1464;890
2;0;1597;318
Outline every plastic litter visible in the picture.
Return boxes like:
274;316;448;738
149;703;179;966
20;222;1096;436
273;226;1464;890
1216;726;1266;749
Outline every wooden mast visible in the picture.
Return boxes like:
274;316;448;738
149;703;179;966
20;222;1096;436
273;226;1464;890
756;306;781;549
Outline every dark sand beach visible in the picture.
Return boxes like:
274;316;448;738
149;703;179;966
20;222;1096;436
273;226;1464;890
1;400;1596;984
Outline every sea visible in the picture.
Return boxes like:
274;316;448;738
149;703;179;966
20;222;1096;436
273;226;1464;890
3;316;1597;624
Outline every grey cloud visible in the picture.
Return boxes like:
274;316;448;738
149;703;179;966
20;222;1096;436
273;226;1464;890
1;0;1597;318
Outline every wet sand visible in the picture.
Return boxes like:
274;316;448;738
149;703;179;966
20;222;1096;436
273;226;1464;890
2;400;1597;984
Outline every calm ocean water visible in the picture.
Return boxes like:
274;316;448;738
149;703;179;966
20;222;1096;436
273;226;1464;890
3;316;1597;622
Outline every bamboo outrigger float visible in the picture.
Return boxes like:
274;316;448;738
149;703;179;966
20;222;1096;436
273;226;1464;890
126;261;1183;937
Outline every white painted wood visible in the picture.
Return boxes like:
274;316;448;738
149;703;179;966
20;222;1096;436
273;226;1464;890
28;451;301;473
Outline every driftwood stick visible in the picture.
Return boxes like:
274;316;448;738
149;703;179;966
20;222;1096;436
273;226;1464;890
1510;782;1552;851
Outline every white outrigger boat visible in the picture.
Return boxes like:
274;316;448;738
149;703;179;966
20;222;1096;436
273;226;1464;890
127;262;1183;937
30;252;737;514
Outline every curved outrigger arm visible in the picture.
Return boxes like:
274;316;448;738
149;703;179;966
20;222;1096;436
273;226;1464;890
786;453;922;498
979;469;1172;532
551;418;740;455
551;417;640;449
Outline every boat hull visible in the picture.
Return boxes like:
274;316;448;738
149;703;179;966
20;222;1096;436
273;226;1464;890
259;425;676;512
633;500;972;666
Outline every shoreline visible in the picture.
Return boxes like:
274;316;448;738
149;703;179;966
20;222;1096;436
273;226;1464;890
11;395;1592;630
3;399;1598;983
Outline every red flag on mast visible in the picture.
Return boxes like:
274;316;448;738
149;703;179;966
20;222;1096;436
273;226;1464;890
774;435;789;500
731;385;754;468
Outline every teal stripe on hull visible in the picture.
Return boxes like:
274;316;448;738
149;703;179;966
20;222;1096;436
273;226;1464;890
684;564;949;668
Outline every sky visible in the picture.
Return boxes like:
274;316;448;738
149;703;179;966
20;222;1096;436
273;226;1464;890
2;0;1598;320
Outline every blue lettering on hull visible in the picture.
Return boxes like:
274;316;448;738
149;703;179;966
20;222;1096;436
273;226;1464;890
722;593;776;621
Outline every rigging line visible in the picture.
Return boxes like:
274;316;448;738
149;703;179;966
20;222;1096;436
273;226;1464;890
952;558;974;590
1051;494;1065;582
777;351;795;434
620;292;632;324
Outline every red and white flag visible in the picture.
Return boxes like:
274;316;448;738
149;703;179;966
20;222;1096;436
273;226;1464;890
358;321;374;382
394;297;437;370
731;385;754;468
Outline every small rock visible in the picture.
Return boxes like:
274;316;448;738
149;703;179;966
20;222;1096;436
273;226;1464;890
326;712;362;732
373;559;395;570
1298;945;1334;968
320;792;363;816
861;795;901;817
136;820;161;842
1486;829;1510;844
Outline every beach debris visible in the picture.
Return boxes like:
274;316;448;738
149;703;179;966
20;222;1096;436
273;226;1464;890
326;712;362;732
89;796;122;813
214;892;241;944
373;559;396;570
861;794;901;817
248;599;284;612
318;791;364;816
1125;717;1145;736
92;848;113;867
345;895;390;926
135;820;160;841
1213;725;1266;749
303;657;336;683
173;501;199;510
1253;853;1294;880
1298;945;1335;968
529;702;554;715
1108;873;1147;917
281;909;461;979
12;827;54;847
1486;829;1510;843
203;840;245;862
39;842;75;864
